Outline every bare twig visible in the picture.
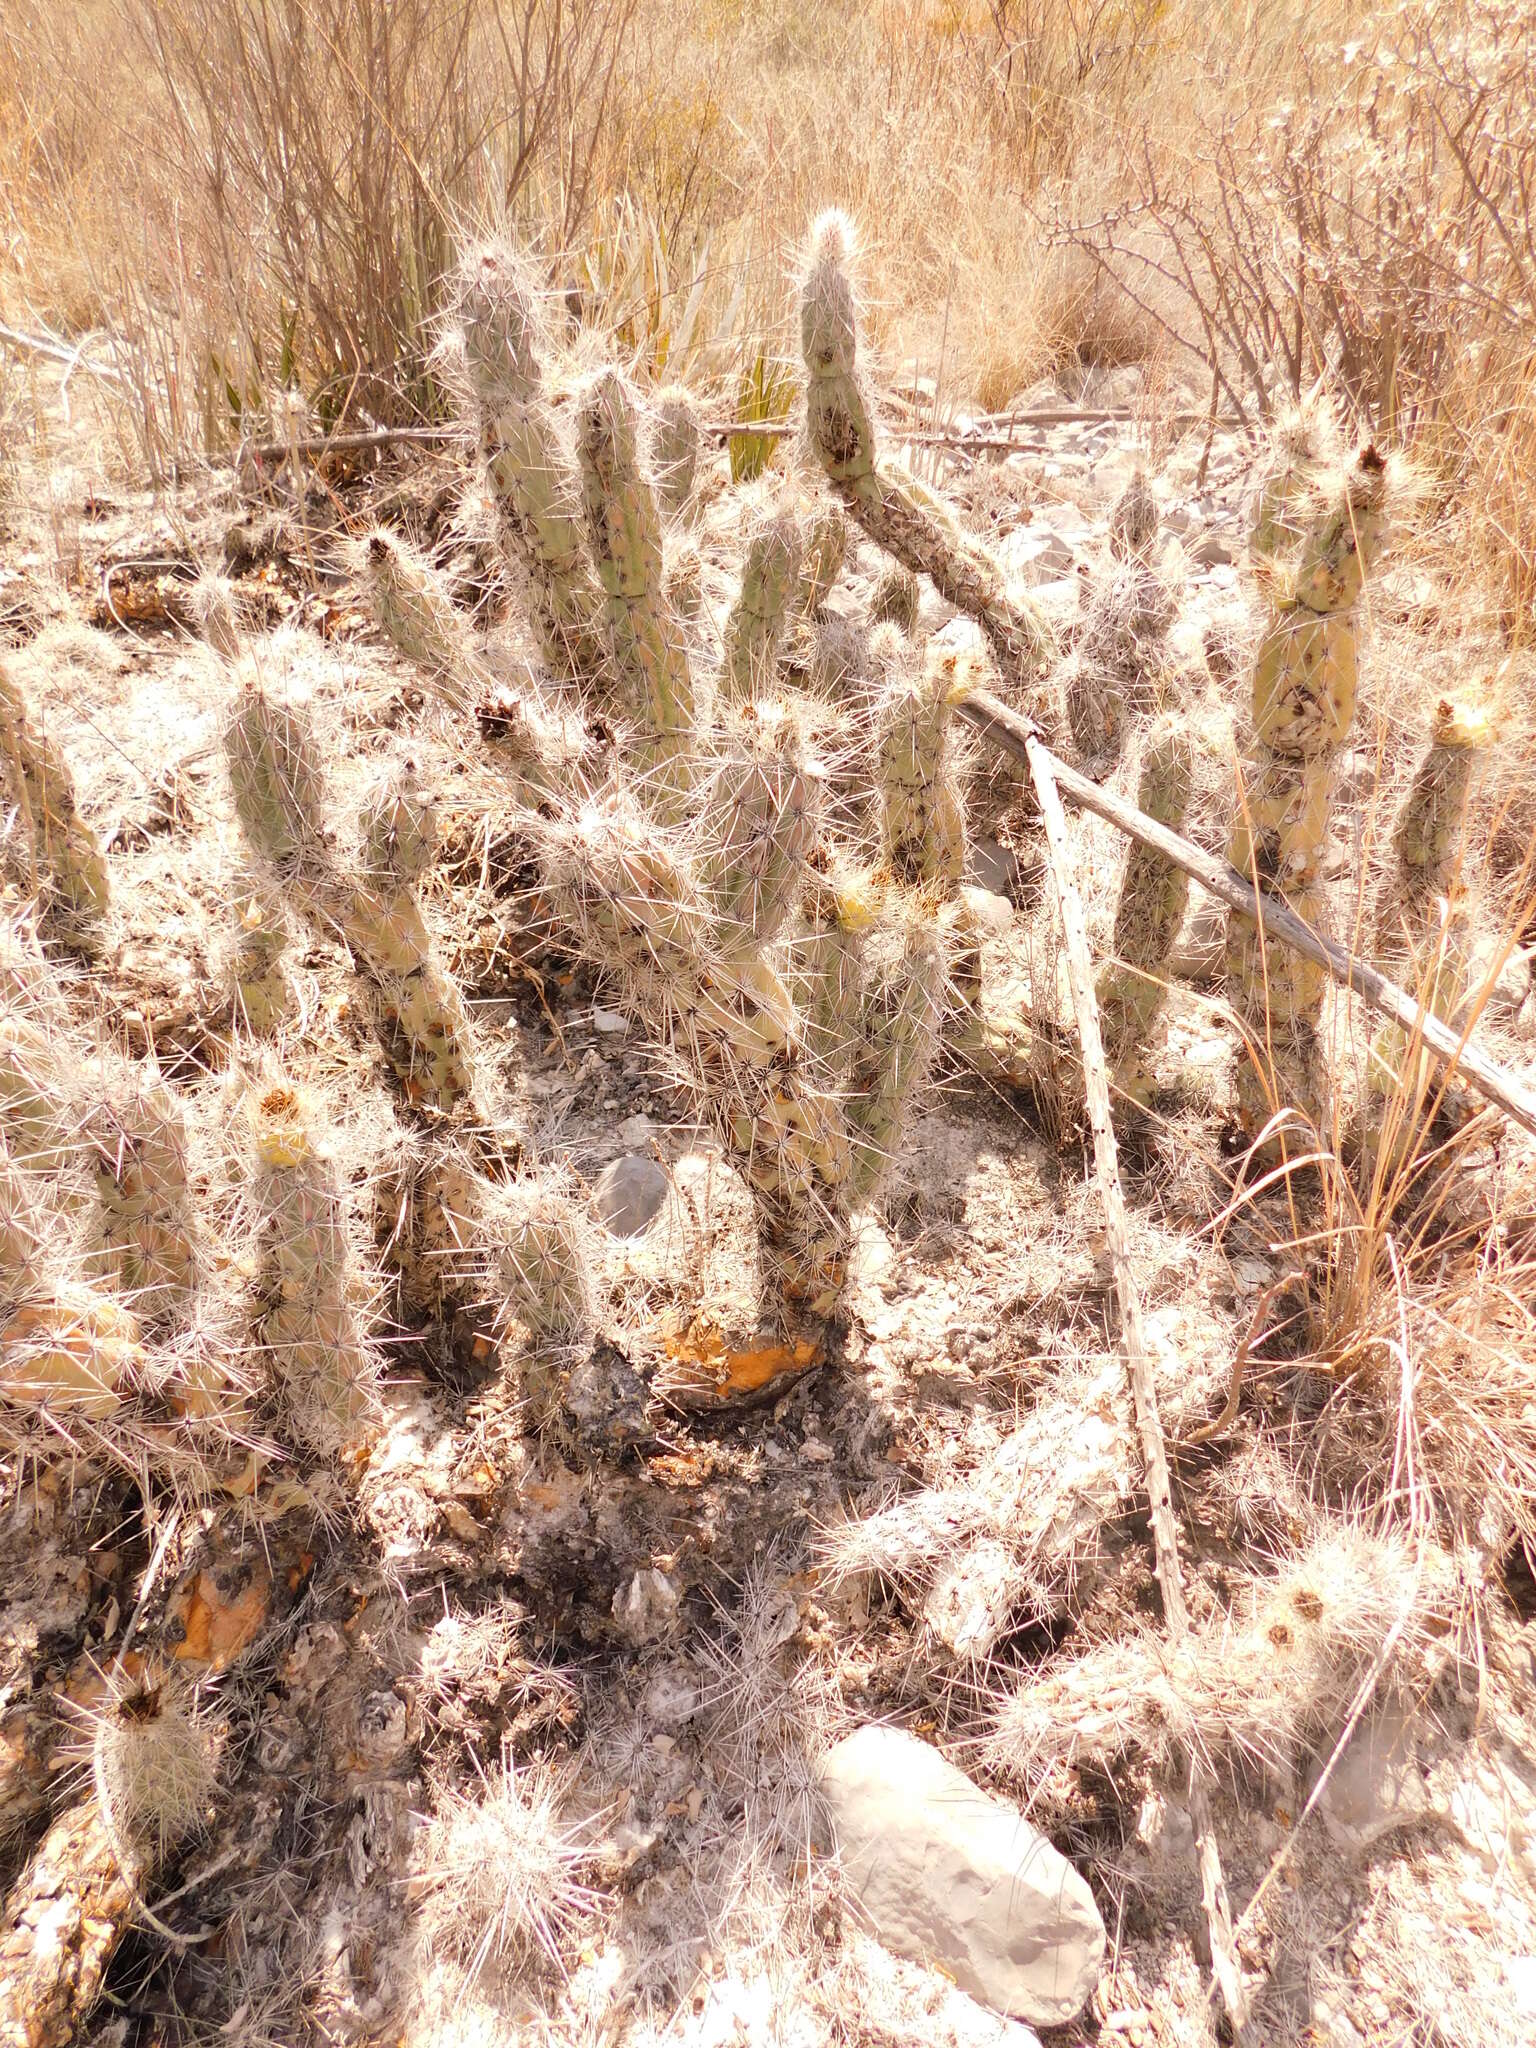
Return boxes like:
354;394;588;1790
1027;736;1250;2035
0;323;124;383
956;685;1536;1143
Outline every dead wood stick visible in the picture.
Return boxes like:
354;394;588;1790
0;323;123;383
957;685;1536;1144
230;404;1237;471
1028;735;1251;2037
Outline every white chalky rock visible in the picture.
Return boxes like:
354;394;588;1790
819;1726;1104;2025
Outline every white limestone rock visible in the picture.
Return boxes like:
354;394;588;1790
818;1725;1104;2025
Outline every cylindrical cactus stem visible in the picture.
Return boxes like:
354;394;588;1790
452;244;608;685
359;767;438;890
798;857;882;1067
650;386;705;523
1249;401;1332;570
1227;885;1331;1137
1065;525;1179;771
1108;471;1159;562
1362;700;1487;1175
85;1081;198;1324
495;1175;595;1348
798;504;849;618
0;1134;145;1416
224;700;473;1108
702;715;822;956
576;368;696;773
248;1081;377;1457
798;211;1054;697
223;683;327;871
844;903;946;1208
230;878;292;1036
878;643;967;892
720;507;804;705
1387;701;1488;931
870;562;921;635
359;528;488;717
341;882;475;1111
1097;721;1194;1108
1226;444;1389;1142
0;661;111;933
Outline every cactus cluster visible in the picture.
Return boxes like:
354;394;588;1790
1226;431;1391;1140
224;688;473;1108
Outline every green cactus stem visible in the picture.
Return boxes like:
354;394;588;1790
878;644;968;891
799;212;1053;699
1227;443;1389;1142
86;1082;198;1324
248;1081;377;1457
1096;721;1194;1108
225;695;474;1110
651;386;704;522
576;369;696;781
453;245;609;686
720;508;804;705
0;662;111;934
798;505;849;618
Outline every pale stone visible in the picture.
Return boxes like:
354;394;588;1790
819;1725;1104;2025
594;1152;668;1238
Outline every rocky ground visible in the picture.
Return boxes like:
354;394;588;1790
1;349;1535;2048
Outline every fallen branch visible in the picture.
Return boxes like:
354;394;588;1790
957;685;1536;1144
228;405;1240;471
1028;736;1251;2036
0;323;124;383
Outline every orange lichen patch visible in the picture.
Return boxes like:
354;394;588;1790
0;1293;144;1419
647;1450;714;1490
64;1649;145;1710
170;1568;270;1670
662;1321;824;1404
